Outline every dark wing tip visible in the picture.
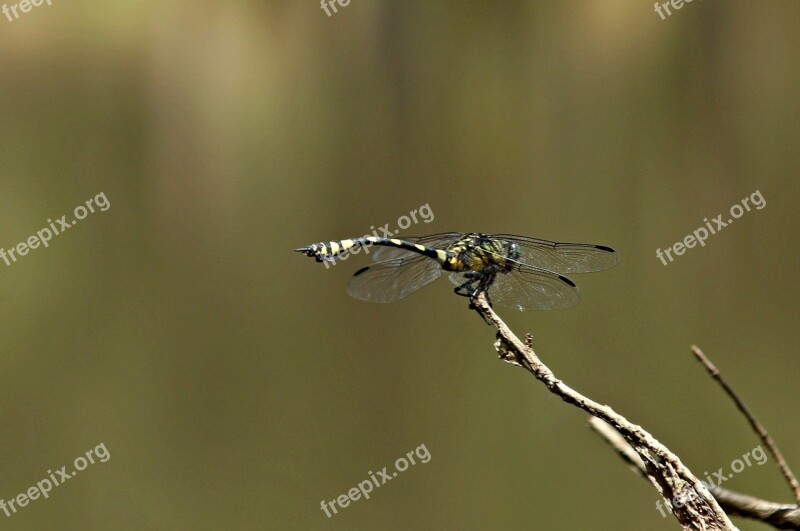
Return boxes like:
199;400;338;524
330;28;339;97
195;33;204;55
353;266;370;277
559;275;577;288
595;244;620;268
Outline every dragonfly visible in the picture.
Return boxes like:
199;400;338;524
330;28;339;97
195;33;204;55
295;233;618;311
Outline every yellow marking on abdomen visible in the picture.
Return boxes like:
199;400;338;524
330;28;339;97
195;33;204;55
329;242;340;255
436;250;448;262
414;244;426;251
390;238;402;246
339;239;355;250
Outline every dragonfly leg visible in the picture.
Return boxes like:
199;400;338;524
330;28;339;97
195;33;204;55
456;272;496;302
454;272;481;298
463;272;496;325
473;272;496;308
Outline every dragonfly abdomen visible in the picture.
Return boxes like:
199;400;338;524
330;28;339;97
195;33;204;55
295;236;448;264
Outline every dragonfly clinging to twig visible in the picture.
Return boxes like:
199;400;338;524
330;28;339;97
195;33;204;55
295;232;618;311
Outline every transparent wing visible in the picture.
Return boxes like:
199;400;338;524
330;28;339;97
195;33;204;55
491;234;619;274
369;232;463;262
347;255;443;303
449;266;580;311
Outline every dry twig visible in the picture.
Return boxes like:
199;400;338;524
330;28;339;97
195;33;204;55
691;345;800;504
589;417;800;529
470;293;735;530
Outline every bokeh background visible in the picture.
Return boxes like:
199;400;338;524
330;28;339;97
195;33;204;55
0;1;798;530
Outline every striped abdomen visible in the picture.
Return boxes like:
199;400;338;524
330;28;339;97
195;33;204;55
295;236;448;264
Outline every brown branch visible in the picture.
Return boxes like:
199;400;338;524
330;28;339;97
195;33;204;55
589;417;800;529
691;345;800;504
710;489;800;529
470;294;735;530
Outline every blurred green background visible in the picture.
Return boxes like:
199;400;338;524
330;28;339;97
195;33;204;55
0;1;798;530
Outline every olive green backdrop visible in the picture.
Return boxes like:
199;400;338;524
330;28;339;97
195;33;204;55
0;1;797;530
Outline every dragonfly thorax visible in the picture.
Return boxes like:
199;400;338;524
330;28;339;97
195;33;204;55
444;234;519;274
